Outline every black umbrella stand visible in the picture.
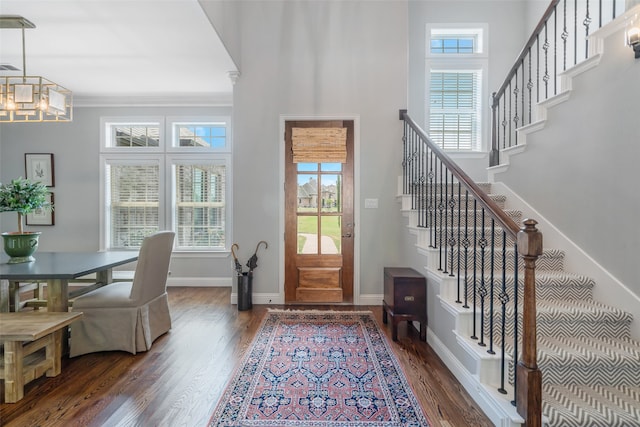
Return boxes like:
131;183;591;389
233;241;268;311
237;271;252;311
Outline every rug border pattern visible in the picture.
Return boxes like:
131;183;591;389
208;310;431;427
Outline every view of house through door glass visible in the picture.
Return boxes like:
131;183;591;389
297;163;342;255
285;120;354;304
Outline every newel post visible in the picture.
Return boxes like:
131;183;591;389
516;219;543;427
489;92;500;167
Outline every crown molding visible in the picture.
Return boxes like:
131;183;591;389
74;93;233;108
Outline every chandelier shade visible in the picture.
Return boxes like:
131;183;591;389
0;15;73;123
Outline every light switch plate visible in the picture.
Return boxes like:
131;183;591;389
364;198;378;209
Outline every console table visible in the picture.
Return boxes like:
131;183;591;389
382;267;427;341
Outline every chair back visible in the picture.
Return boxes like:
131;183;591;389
129;231;175;303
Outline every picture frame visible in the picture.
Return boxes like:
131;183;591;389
26;193;55;226
25;153;55;187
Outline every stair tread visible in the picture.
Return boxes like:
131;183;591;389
536;335;640;366
543;383;640;427
403;185;640;427
532;299;632;323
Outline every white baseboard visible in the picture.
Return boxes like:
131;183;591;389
138;275;382;307
166;276;232;287
227;292;382;306
427;328;524;427
230;292;282;305
358;293;383;306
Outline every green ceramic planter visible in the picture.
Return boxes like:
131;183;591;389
2;232;41;263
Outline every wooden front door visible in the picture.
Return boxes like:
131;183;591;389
284;120;354;303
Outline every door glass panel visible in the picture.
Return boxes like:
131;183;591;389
321;216;341;254
320;163;342;172
297;174;318;213
298;215;317;254
320;174;341;213
297;163;318;172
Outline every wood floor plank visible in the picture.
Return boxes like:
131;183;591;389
0;287;493;427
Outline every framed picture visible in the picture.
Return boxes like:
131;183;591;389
26;193;54;226
25;153;55;187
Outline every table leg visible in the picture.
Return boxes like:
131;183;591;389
46;331;62;377
8;281;20;311
391;316;399;341
95;268;113;289
0;279;8;312
46;279;69;312
46;278;70;354
4;340;25;403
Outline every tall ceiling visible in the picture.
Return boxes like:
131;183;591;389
0;0;237;104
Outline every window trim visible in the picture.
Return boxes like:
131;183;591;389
426;23;489;153
426;24;489;58
168;154;231;252
100;116;165;153
166;116;232;153
428;66;483;152
99;116;232;253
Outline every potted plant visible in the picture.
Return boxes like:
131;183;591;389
0;177;53;263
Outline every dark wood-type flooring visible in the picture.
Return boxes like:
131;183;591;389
0;287;493;427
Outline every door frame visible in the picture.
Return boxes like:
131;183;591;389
278;114;361;305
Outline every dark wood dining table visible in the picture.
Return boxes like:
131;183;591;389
0;251;138;312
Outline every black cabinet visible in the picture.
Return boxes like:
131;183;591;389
382;267;427;341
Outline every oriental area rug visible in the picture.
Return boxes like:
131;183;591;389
208;310;430;427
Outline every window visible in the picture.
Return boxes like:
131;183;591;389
101;117;231;251
173;161;226;248
430;36;475;54
426;25;487;152
107;162;160;248
429;70;482;151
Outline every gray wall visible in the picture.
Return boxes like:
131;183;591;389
202;0;409;297
407;0;530;182
6;1;613;301
497;27;640;297
0;106;234;279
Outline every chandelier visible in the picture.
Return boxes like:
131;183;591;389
0;15;72;123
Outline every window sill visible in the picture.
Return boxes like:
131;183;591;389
444;151;488;159
171;251;231;259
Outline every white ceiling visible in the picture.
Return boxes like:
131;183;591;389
0;0;237;104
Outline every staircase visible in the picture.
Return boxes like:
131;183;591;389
397;2;640;425
398;184;640;426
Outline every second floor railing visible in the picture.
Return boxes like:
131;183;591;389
490;0;624;166
401;110;543;426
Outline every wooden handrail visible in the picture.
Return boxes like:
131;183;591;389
400;109;542;426
401;110;519;238
493;0;561;105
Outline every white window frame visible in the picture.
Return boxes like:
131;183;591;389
99;116;232;253
426;23;489;154
168;154;231;252
101;116;165;153
166;116;231;153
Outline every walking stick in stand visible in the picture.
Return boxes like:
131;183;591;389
231;243;243;275
246;241;268;273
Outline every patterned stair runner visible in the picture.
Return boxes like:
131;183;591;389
416;183;640;426
475;185;640;427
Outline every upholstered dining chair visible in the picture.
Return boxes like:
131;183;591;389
70;231;175;357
